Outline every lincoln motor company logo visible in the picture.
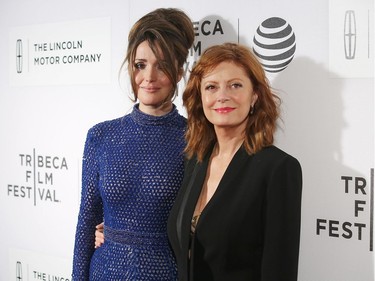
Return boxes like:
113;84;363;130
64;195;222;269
344;10;356;60
16;261;23;281
253;17;296;73
14;259;71;281
16;39;23;74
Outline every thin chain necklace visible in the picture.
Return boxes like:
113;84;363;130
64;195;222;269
191;187;205;232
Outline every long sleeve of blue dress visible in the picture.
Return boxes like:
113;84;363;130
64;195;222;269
72;126;104;280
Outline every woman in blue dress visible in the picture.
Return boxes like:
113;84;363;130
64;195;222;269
72;8;195;280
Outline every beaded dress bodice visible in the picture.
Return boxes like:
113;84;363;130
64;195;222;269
72;105;186;280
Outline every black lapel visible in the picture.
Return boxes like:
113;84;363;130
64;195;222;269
176;151;212;253
176;160;198;249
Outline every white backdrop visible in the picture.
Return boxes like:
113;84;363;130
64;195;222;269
0;0;373;280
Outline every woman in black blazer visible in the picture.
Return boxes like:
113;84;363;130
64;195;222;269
167;43;303;281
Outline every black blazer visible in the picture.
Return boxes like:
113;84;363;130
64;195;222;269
167;145;303;281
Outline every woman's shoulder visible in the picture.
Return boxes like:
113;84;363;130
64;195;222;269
244;146;303;185
175;113;187;127
85;115;127;142
168;105;187;129
254;145;301;167
91;116;124;131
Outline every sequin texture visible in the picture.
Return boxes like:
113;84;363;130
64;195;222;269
72;104;186;280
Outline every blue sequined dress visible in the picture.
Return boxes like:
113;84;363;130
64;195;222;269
72;104;186;280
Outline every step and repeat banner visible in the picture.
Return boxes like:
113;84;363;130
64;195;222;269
0;0;373;280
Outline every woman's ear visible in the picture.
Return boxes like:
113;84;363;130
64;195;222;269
251;91;258;107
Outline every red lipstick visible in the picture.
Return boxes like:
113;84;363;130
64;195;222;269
215;107;235;113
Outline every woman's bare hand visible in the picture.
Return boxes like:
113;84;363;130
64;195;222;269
94;222;105;248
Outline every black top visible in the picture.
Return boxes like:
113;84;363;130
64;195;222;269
167;145;303;281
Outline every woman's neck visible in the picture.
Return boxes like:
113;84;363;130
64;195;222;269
139;101;173;116
214;127;245;159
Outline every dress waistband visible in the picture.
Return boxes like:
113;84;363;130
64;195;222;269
104;226;169;247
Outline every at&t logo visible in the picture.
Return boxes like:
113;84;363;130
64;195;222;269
253;17;296;73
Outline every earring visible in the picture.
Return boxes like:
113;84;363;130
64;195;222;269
250;106;255;115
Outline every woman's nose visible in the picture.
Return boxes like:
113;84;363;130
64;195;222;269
145;67;157;82
216;88;230;102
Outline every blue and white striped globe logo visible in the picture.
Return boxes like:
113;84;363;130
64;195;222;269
253;17;296;73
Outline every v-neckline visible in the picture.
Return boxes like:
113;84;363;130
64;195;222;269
191;143;245;231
